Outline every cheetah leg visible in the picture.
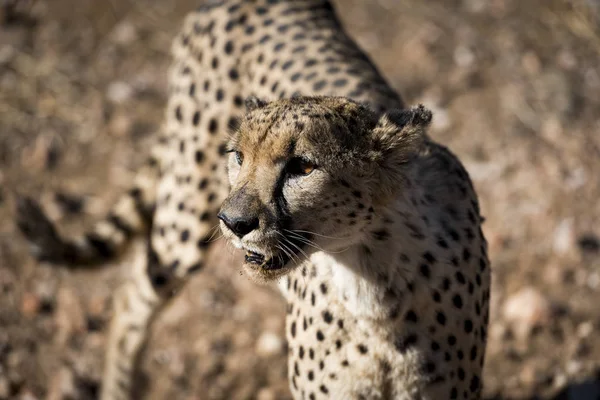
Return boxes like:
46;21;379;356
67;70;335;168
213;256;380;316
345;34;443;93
100;222;220;399
100;237;202;400
100;243;164;400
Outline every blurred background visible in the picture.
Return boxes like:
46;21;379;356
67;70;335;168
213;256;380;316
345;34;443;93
0;0;599;399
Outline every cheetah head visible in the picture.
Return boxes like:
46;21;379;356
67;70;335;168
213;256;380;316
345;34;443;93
219;96;431;282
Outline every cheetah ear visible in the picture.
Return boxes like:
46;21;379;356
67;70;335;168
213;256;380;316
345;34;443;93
370;104;431;200
245;96;268;112
371;104;430;162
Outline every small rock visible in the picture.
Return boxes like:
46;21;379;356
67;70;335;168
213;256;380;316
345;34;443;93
20;291;40;318
553;219;575;255
566;360;583;376
19;391;38;400
454;45;475;68
106;81;134;104
554;372;568;389
255;332;284;357
565;167;587;191
0;376;9;399
6;350;26;388
522;51;541;75
576;321;594;338
111;22;137;45
108;112;133;137
0;268;15;294
503;287;552;340
0;45;14;66
587;272;600;290
544;262;564;285
464;0;486;13
167;349;185;378
488;322;509;342
557;49;577;70
519;363;542;386
46;367;76;400
232;304;251;321
256;388;276;400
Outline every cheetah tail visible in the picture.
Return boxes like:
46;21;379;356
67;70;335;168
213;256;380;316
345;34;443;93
16;160;158;267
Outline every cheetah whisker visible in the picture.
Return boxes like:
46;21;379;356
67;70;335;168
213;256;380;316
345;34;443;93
284;228;345;240
276;243;297;265
276;233;305;266
204;224;224;243
276;238;311;287
283;236;311;263
284;230;351;255
283;231;327;253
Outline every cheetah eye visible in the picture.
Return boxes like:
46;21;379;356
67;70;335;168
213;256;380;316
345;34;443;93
286;157;316;177
235;151;244;166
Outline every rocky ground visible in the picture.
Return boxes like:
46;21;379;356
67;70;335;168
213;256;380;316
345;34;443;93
0;0;599;399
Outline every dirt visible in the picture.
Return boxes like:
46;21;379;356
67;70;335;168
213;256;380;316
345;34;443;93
0;0;599;399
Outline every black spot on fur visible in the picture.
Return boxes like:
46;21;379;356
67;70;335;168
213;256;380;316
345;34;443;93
209;118;218;134
195;151;205;164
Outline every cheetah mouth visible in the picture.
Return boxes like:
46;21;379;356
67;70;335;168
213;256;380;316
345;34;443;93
243;233;312;271
244;250;287;270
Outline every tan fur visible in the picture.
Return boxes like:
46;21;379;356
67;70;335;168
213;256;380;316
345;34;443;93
221;98;488;399
16;1;489;399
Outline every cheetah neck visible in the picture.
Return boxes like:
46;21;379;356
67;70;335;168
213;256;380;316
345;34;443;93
310;199;433;323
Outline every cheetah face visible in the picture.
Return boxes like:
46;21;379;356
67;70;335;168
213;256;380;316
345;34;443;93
219;96;430;282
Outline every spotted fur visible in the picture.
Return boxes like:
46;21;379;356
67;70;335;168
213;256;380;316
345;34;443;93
16;1;490;399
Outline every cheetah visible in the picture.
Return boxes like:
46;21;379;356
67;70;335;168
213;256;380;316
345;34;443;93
16;0;490;399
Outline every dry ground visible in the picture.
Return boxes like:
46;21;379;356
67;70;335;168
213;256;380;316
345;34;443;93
1;0;599;399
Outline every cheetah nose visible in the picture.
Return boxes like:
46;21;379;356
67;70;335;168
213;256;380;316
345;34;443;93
217;212;259;238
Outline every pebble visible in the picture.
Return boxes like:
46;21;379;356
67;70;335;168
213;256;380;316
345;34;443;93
46;367;76;400
255;332;284;357
503;287;552;340
256;388;276;400
586;272;600;290
0;45;14;66
553;219;575;255
576;321;594;338
554;372;568;389
566;360;583;376
19;391;38;400
106;81;134;104
108;112;133;137
519;364;548;387
0;376;9;399
557;49;577;70
111;22;138;45
454;45;475;68
20;292;40;318
522;51;541;75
